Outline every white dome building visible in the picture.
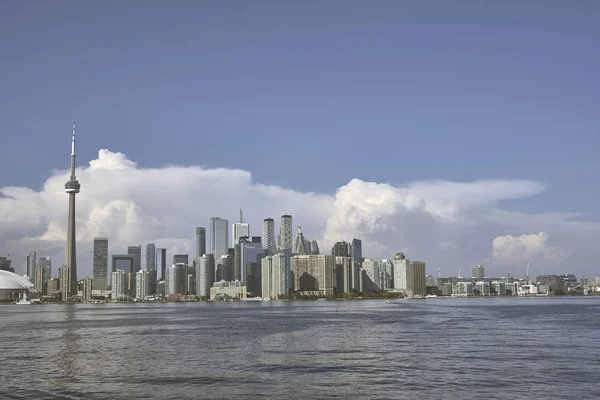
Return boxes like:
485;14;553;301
0;270;34;301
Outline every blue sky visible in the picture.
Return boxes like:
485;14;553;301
1;1;599;276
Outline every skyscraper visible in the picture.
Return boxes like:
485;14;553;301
279;215;293;250
196;227;206;258
64;122;81;296
290;254;334;297
261;254;288;299
27;250;36;283
196;254;215;298
93;238;108;290
263;218;276;255
146;243;156;294
38;256;51;281
127;245;142;273
334;256;352;294
111;254;135;287
210;217;229;261
332;241;350;258
351;238;362;291
393;252;409;291
232;223;250;245
146;243;156;270
310;240;320;255
156;248;167;281
361;258;380;293
293;226;309;255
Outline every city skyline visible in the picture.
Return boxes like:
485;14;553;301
1;2;599;279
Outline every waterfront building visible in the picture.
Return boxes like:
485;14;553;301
558;274;577;287
196;254;215;298
350;239;362;291
409;261;427;297
93;238;108;290
196;227;207;258
210;217;229;261
263;218;276;255
47;278;59;296
172;254;188;265
491;281;507;295
472;265;485;279
82;278;93;302
111;270;127;301
334;256;352;294
290;254;334;296
127;245;142;273
59;264;70;301
360;258;380;293
156;248;167;281
380;259;394;290
474;281;491;296
136;270;150;299
210;280;247;300
279;214;293;250
64;123;81;296
165;264;186;296
34;264;46;293
393;252;409;291
452;281;473;297
261;254;288;299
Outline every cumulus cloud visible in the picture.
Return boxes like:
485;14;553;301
492;232;571;266
0;149;598;278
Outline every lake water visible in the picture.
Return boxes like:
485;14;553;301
1;297;599;399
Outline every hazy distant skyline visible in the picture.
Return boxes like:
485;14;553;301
1;2;599;277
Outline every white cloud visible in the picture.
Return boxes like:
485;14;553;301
0;149;598;278
492;232;571;266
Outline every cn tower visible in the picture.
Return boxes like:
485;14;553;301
64;122;80;296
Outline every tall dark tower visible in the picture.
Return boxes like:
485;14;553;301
65;122;80;296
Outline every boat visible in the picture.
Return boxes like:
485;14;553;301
385;300;391;304
15;293;31;305
425;294;438;298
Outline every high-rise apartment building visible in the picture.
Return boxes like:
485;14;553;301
263;218;276;255
127;245;142;273
351;239;362;291
261;254;288;299
111;270;127;301
361;258;380;293
393;252;409;291
34;264;46;293
145;243;156;294
93;238;108;290
472;265;485;279
196;227;206;258
290;254;334;296
156;248;167;281
136;270;150;299
82;278;93;302
334;256;352;294
196;254;215;298
379;259;394;290
166;264;186;296
279;215;293;250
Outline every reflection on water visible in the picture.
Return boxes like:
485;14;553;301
1;298;600;399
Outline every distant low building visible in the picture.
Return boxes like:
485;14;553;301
210;280;246;300
452;282;473;297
